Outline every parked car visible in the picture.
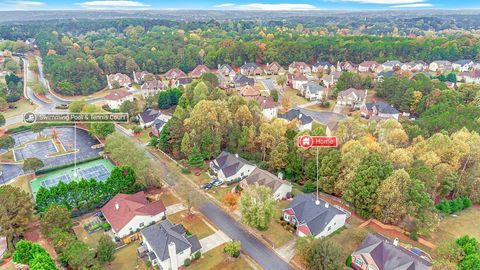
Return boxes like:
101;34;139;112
212;179;224;187
201;183;213;190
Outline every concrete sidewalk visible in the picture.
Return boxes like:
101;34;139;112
165;203;186;215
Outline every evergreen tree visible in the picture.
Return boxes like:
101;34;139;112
188;146;204;168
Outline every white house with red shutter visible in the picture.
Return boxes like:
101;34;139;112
283;194;347;238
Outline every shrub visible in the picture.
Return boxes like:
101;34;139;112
194;251;201;260
410;231;419;241
184;258;191;267
436;197;473;215
286;192;293;199
181;167;191;174
302;180;316;193
145;260;152;267
102;223;111;231
133;126;143;134
346;255;352;266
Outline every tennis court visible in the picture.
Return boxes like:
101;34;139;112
30;159;115;197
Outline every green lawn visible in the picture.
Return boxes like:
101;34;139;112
189;244;256;270
1;99;38;119
427;207;480;244
73;226;104;249
108;243;149;270
327;227;368;262
209;186;232;203
135;129;152;144
168;210;215;239
259;200;294;248
304;101;335;112
282;88;308;106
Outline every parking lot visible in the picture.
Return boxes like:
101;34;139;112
0;126;104;184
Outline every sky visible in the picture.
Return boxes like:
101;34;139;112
1;0;480;11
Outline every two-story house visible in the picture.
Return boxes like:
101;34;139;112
210;151;256;183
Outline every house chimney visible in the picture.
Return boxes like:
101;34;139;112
235;153;239;158
393;238;399;246
168;242;179;270
115;203;119;210
277;172;283;180
299;113;303;119
325;202;329;208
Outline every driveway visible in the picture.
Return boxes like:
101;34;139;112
297;107;347;125
199;230;230;253
165;203;186;215
200;202;292;270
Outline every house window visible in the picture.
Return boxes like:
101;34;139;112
327;226;331;231
355;257;363;266
139;222;145;227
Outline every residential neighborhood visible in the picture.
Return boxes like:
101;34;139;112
0;9;479;270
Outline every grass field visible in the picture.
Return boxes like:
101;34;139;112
282;88;308;106
158;189;181;206
7;174;34;195
30;159;115;197
107;243;149;270
189;244;256;270
304;101;335;112
427;207;480;244
168;210;215;239
260;200;294;248
0;150;14;162
2;99;38;119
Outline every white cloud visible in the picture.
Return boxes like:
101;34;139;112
14;0;45;6
391;3;433;7
214;3;319;10
0;0;46;10
337;0;425;4
78;0;150;9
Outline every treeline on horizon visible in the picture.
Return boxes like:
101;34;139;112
3;19;480;95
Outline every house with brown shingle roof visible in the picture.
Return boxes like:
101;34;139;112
101;191;166;240
104;88;133;109
165;68;187;80
133;71;155;84
107;73;132;89
288;61;311;75
239;85;261;98
254;96;278;119
264;61;285;75
358;61;379;73
190;65;210;78
242;168;292;200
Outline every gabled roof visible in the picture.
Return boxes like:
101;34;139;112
176;77;193;85
101;192;166;233
239;85;261;97
284;194;346;236
212;151;253;178
265;61;283;72
337;88;366;100
431;60;452;66
312;61;332;68
218;64;234;73
353;233;432;270
454;59;473;65
383;60;402;67
366;101;399;115
165;68;187;78
303;82;324;94
141;80;165;90
254;96;277;109
292;74;308;81
359;61;379;68
245;168;291;194
134;71;154;81
460;70;480;79
289;61;310;69
104;89;131;101
191;65;210;77
233;74;254;85
108;73;131;85
138;108;160;124
278;109;313;125
241;63;259;69
142;220;201;262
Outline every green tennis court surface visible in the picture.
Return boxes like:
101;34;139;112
31;159;115;198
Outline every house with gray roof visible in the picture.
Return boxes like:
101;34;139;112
138;108;160;128
382;61;402;72
217;64;236;77
452;60;474;72
283;194;347;238
242;168;292;200
278;109;313;131
361;101;400;120
336;88;367;109
301;82;325;101
210;151;256;183
429;61;452;73
240;63;262;76
351;233;432;270
312;61;333;73
140;220;201;270
233;74;255;88
321;71;342;88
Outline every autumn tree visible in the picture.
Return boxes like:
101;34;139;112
305;238;343;270
222;192;239;209
0;186;34;250
40;205;73;237
240;185;276;230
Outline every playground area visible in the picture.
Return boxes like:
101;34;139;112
30;159;115;197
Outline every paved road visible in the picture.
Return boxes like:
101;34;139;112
115;126;292;270
201;202;292;270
